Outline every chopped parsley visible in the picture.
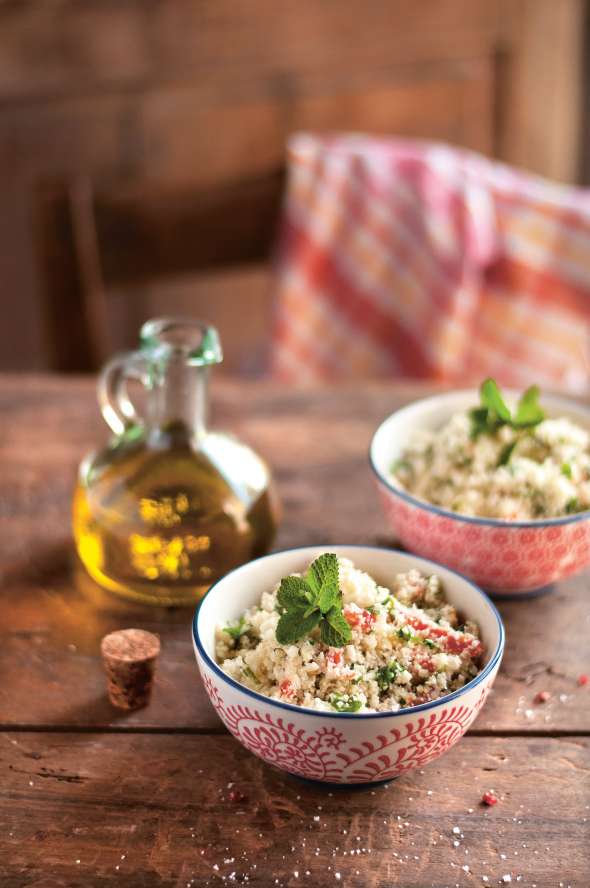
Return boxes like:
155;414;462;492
242;666;259;684
329;693;363;713
397;626;414;642
497;439;518;467
223;616;250;641
561;462;573;479
376;660;402;690
566;497;580;514
391;458;412;474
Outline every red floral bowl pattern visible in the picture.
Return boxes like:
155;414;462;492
192;546;504;785
198;667;495;784
369;390;590;597
376;482;590;595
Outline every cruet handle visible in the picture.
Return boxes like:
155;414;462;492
98;351;148;436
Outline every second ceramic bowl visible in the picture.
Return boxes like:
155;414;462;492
370;389;590;597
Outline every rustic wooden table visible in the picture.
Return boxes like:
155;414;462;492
1;376;589;888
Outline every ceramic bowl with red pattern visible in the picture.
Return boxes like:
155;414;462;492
192;545;504;786
370;390;590;597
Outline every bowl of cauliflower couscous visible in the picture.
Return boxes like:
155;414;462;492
193;546;503;784
370;382;590;596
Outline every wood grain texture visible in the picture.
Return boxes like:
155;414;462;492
0;1;506;101
1;732;589;887
0;377;589;732
1;0;585;372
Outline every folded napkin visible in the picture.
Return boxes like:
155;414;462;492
271;134;590;391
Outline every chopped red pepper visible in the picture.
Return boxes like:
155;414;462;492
577;674;589;686
481;791;498;807
534;690;551;704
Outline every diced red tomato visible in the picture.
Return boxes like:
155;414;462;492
534;690;550;704
407;616;429;631
279;679;295;699
326;648;342;666
578;674;589;686
481;791;498;806
425;625;483;657
344;605;375;633
343;605;360;628
416;655;435;674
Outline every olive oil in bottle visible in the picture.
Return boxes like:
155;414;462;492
73;319;278;606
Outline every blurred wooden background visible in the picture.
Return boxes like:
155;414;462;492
0;0;587;375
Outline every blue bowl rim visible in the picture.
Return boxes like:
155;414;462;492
192;544;505;721
368;390;590;529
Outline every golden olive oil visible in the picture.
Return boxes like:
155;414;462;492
73;320;278;606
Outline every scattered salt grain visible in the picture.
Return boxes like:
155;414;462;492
502;876;512;884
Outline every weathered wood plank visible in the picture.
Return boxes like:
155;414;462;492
0;0;507;102
0;377;589;733
1;732;588;887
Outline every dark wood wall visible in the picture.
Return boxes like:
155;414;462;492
0;0;586;374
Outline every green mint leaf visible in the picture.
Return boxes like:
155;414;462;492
305;553;340;613
319;607;352;647
480;378;512;423
223;616;249;641
329;693;362;713
561;462;573;478
277;575;311;610
513;385;545;428
497;439;518;467
326;605;353;640
276;607;321;645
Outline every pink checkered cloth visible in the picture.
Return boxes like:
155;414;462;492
270;134;590;391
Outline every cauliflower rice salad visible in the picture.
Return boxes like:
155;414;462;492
393;379;590;521
216;554;484;714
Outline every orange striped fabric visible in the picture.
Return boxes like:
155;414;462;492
270;135;590;391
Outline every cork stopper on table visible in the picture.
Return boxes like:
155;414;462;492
100;628;161;711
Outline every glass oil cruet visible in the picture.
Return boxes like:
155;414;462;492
73;318;279;606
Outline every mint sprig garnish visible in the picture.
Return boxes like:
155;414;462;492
275;553;352;647
470;379;545;441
